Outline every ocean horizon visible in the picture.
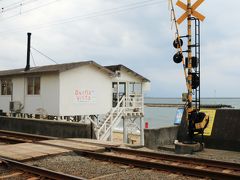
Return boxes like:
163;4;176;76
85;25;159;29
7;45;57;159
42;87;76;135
144;97;240;129
115;97;240;131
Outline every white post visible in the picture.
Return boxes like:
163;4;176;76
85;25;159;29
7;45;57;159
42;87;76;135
140;117;144;146
123;117;128;143
117;81;119;104
109;116;113;141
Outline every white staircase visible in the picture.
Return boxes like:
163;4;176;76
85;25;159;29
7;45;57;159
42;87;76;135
94;95;144;141
95;96;125;140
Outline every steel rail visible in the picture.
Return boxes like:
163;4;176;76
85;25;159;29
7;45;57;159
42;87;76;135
109;147;240;171
1;132;238;179
0;130;57;141
0;157;86;180
29;139;240;179
0;136;32;143
75;150;240;180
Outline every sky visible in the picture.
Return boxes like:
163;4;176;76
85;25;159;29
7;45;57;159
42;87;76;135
0;0;239;98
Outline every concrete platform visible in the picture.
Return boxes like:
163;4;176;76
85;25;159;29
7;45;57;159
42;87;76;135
0;139;114;161
0;143;70;161
67;138;121;147
39;139;105;152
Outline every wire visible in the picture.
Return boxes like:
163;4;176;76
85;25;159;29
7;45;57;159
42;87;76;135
1;0;40;13
5;0;40;11
30;51;36;67
169;0;188;91
2;1;27;9
0;0;167;33
0;0;60;21
31;46;58;64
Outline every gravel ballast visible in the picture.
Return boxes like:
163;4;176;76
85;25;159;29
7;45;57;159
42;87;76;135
26;152;201;180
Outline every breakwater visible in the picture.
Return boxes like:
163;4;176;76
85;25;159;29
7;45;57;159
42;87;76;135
144;103;233;108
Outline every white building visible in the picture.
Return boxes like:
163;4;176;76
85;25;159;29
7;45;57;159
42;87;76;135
0;61;150;143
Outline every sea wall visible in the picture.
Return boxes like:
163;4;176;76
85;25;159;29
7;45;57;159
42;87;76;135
177;109;240;151
144;126;179;150
0;116;93;138
144;109;240;152
199;109;240;151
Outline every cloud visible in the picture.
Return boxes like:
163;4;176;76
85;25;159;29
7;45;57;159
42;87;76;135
0;0;239;97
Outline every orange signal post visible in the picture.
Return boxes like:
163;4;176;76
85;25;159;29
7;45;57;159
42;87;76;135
175;0;208;143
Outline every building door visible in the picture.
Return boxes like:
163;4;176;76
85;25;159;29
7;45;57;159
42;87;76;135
112;82;126;107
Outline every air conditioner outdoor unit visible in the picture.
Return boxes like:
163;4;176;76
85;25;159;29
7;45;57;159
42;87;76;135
9;101;22;112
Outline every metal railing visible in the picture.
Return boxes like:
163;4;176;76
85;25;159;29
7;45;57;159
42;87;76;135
95;95;144;140
96;96;125;140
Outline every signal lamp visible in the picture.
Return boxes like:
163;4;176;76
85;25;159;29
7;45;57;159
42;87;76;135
191;73;200;89
173;38;183;49
173;52;183;64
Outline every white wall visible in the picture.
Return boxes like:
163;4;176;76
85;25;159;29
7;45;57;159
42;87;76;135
0;74;59;115
112;68;150;93
59;64;112;116
24;73;59;115
12;77;25;104
113;69;143;82
0;77;24;113
143;82;151;91
0;96;11;112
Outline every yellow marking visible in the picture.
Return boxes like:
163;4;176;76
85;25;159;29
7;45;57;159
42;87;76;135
177;11;187;24
176;0;187;11
177;12;188;24
192;0;205;11
192;11;205;21
176;0;205;24
200;109;216;136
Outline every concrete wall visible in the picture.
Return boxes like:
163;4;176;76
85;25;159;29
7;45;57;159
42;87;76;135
197;109;240;151
59;64;112;116
0;116;92;138
177;109;240;151
144;126;179;150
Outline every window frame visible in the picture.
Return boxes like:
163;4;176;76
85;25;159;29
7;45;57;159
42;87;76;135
129;82;142;95
1;79;12;96
27;76;41;95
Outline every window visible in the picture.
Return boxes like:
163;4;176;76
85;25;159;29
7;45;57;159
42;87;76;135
27;77;40;95
129;82;142;94
1;79;12;95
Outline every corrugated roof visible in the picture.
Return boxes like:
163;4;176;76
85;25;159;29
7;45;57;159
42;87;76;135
0;61;114;77
105;64;150;82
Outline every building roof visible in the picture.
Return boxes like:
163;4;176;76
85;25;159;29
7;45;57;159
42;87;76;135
105;64;150;82
0;61;150;82
0;61;114;77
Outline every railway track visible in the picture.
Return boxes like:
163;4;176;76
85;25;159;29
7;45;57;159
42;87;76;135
0;130;57;143
22;136;240;179
0;157;86;180
0;131;239;179
76;147;240;180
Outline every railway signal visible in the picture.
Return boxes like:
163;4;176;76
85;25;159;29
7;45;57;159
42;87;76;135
172;0;209;143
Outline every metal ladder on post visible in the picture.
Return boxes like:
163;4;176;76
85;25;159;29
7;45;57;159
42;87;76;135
191;17;201;111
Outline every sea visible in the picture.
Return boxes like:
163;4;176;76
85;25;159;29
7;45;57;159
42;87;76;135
144;97;240;129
